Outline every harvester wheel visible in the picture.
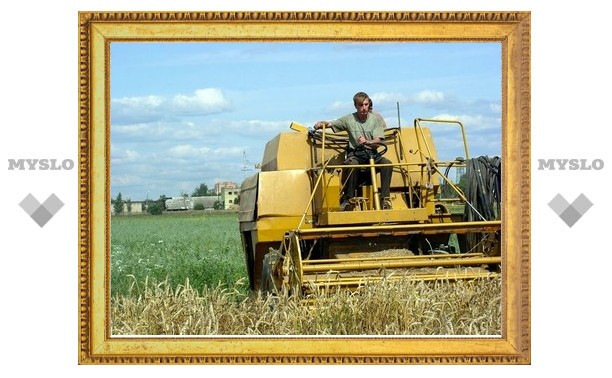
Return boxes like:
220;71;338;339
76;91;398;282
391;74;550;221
260;249;282;295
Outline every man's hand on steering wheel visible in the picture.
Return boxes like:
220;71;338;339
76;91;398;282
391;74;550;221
355;137;388;159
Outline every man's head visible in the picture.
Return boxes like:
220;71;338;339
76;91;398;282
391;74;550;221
353;92;371;120
353;92;370;107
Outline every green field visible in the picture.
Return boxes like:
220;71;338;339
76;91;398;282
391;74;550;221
111;211;247;298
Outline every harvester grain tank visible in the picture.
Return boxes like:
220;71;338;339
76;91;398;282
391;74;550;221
239;119;501;295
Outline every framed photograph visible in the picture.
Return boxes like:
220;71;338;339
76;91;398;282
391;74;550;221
79;11;530;364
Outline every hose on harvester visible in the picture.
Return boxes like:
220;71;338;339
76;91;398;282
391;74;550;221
463;156;501;222
457;156;501;255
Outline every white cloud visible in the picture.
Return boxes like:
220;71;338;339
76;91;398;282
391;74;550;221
113;123;153;134
370;92;407;104
111;88;231;124
211;119;289;137
413;90;445;104
166;144;244;160
168;144;211;157
111;174;141;187
113;95;164;108
433;113;501;132
328;100;351;112
110;145;141;163
212;146;246;157
171;88;231;114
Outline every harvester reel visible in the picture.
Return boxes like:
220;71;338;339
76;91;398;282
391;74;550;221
261;231;309;295
260;232;306;296
281;232;305;296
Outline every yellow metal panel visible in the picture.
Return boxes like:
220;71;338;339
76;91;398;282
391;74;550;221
318;208;429;226
314;171;342;211
257;170;312;217
289;122;309;132
256;216;309;242
261;131;312;171
378;127;440;188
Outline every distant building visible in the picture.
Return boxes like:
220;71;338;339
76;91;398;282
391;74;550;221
165;195;237;211
110;200;145;215
165;197;192;211
214;181;238;195
192;196;218;209
222;187;241;210
110;188;240;214
165;196;219;211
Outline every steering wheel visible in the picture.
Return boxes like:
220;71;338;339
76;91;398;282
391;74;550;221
360;143;388;160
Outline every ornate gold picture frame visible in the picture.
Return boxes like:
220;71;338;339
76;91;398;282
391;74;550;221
78;11;530;364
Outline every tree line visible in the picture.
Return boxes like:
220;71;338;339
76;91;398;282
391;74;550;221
112;183;222;215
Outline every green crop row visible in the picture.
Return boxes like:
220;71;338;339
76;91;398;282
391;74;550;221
110;212;248;298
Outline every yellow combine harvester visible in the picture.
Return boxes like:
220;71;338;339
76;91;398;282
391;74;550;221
239;119;501;295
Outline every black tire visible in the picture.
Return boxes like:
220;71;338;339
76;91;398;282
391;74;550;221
260;251;280;294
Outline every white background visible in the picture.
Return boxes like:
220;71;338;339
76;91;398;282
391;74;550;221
1;0;609;376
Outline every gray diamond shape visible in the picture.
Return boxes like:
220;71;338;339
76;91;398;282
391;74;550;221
19;193;64;227
30;205;54;227
547;193;569;216
42;193;64;214
571;193;593;214
549;193;594;228
19;193;41;215
559;205;582;228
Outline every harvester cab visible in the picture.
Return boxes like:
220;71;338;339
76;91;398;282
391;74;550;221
239;118;502;295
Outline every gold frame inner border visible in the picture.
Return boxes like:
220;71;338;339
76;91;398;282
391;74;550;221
78;11;531;364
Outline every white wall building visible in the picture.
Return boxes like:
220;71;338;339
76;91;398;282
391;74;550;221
222;187;240;210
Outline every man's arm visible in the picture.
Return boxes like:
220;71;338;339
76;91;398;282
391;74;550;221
358;119;386;148
357;135;385;148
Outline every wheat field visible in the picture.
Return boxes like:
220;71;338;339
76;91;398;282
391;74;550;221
111;275;502;336
111;212;502;336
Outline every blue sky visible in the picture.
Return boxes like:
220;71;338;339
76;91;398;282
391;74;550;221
110;42;501;201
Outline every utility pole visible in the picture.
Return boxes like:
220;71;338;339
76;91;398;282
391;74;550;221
241;150;252;178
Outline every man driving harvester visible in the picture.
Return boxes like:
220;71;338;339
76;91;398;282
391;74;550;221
314;91;392;211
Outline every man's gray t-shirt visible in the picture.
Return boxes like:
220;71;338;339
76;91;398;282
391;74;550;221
330;112;385;150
